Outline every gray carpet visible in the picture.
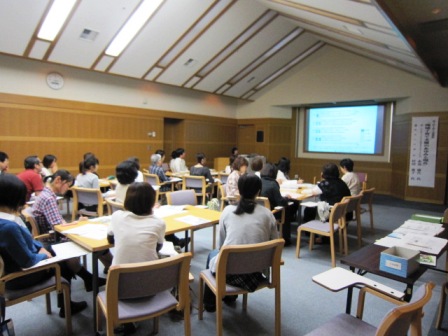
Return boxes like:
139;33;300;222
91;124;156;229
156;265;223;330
4;196;447;335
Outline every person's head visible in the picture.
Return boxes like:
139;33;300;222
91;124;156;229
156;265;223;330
196;152;206;165
0;151;9;172
232;156;248;174
176;148;186;159
171;150;178;159
340;158;354;173
43;154;57;169
260;162;278;179
151;154;162;166
234;174;261;215
155;149;165;162
116;160;138;185
228;154;236;168
81;156;99;174
231;147;238;156
44;170;74;195
322;163;340;180
276;157;290;174
83;152;95;160
127;157;141;171
0;174;27;213
251;156;263;172
24;155;42;173
124;182;156;216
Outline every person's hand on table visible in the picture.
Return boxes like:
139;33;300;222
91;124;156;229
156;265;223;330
39;247;53;259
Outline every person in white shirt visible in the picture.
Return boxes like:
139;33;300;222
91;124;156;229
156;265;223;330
170;148;188;173
114;160;138;203
340;158;361;196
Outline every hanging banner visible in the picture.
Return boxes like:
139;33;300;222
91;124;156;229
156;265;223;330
408;116;438;187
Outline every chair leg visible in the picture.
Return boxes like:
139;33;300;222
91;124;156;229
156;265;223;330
153;317;159;334
356;211;362;247
216;297;223;336
369;206;374;232
45;293;51;314
243;293;248;311
296;228;302;258
275;286;281;336
62;285;72;335
309;233;314;251
212;225;217;249
96;297;102;333
190;230;195;257
436;283;448;329
198;277;204;320
184;301;191;336
338;230;343;255
329;235;336;268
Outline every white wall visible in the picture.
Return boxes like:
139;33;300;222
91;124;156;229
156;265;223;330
236;46;448;119
0;54;238;118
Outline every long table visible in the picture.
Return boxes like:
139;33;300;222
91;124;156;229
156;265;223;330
54;206;221;332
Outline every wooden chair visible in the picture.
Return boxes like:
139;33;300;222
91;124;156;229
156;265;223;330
105;198;124;215
305;282;434;336
296;200;349;267
182;175;211;205
166;190;201;253
217;183;238;211
443;208;448;224
436;282;448;329
360;187;375;232
96;253;192;336
217;172;229;185
356;172;368;191
22;207;52;241
341;194;363;249
0;255;72;335
70;186;105;221
198;239;285;336
108;179;118;190
142;172;174;202
256;197;285;237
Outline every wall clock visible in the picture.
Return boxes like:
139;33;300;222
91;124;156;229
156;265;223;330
46;72;64;90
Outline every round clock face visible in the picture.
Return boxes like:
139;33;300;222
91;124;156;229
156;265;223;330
46;72;64;90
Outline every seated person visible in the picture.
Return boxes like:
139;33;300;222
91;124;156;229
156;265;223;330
149;153;172;191
75;156;101;211
114;160;138;203
170;148;188;173
190;152;215;200
107;182;166;265
41;154;58;178
0;174;87;317
303;162;351;223
340;158;361;196
32;170;110;290
251;156;264;178
17;155;44;201
127;156;144;182
203;174;279;312
225;156;248;203
276;157;304;184
224;154;236;174
260;163;293;246
0;151;9;175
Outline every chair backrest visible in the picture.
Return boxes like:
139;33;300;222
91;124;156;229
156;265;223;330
71;186;102;206
214;239;285;296
105;198;124;215
105;253;192;320
329;200;349;229
218;173;229;185
22;207;51;239
341;194;362;213
166;189;197;206
162;163;169;172
256;197;271;209
142;173;160;186
356;172;368;190
443;208;448;224
183;175;206;190
360;187;375;205
376;282;434;336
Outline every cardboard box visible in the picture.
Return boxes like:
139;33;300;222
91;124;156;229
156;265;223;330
379;246;419;277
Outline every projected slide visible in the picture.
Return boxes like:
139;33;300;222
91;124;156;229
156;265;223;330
306;105;384;154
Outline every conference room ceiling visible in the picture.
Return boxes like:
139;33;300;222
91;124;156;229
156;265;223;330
0;0;446;100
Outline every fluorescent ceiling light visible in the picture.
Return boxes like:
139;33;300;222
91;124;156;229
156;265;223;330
38;0;77;41
106;0;163;57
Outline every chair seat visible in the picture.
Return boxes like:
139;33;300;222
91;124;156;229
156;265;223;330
98;289;178;320
305;313;376;336
300;220;339;233
201;269;269;295
5;276;68;301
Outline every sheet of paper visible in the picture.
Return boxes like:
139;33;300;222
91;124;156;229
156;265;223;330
51;241;89;259
175;215;210;225
374;237;401;248
399;234;447;254
169;177;182;182
154;205;186;218
280;191;302;199
300;201;318;207
159;241;178;257
88;216;112;224
22;256;65;270
61;224;108;240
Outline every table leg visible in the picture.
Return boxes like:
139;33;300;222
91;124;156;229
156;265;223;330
184;230;189;252
346;266;355;314
92;251;100;333
404;284;413;302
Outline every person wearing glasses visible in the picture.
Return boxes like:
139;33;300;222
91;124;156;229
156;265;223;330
32;170;110;292
17;155;44;201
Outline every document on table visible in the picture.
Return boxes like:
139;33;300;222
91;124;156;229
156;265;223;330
300;201;318;207
154;205;186;218
168;177;182;183
61;224;108;240
23;242;90;270
280;191;302;199
375;234;448;255
175;215;210;225
88;216;112;224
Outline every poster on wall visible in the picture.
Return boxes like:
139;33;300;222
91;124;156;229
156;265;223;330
408;116;438;188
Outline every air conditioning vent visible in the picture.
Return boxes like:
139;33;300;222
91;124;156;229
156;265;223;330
80;29;98;41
